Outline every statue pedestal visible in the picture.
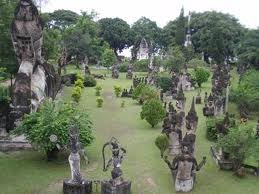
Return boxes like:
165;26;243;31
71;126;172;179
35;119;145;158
63;179;92;194
101;180;131;194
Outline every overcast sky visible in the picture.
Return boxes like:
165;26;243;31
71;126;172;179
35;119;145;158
42;0;258;29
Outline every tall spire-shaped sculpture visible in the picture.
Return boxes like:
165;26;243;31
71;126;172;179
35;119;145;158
184;11;192;47
186;97;198;132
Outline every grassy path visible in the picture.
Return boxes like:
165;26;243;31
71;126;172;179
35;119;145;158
0;72;259;194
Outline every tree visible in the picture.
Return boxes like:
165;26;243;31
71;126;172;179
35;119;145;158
140;99;166;128
155;134;169;158
63;12;102;65
132;83;158;104
175;7;186;47
193;67;210;88
188;58;206;68
161;20;177;50
190;11;244;64
131;17;162;58
14;100;94;161
0;0;19;76
217;124;259;171
101;48;117;70
44;10;80;30
237;29;259;69
163;46;185;73
231;69;259;113
98;18;132;55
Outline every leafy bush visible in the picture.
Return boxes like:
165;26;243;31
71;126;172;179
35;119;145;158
71;86;82;103
155;134;169;158
188;58;206;68
156;76;171;92
95;85;102;96
132;83;158;104
0;68;8;81
134;59;149;72
114;85;122;97
96;97;104;108
0;85;10;103
206;118;221;142
140;99;166;128
231;70;259;113
121;100;125;108
192;67;210;88
76;74;84;82
13;100;94;160
119;62;128;72
84;75;97;87
75;79;84;89
217;125;259;171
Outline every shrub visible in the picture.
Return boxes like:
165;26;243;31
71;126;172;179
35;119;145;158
114;85;122;97
75;79;84;89
188;58;206;68
121;100;125;108
71;86;82;103
206;118;220;142
155;134;169;158
192;67;210;88
95;85;102;96
156;76;171;92
140;99;166;128
0;85;10;103
217;125;259;171
96;97;104;108
119;62;128;72
132;83;158;104
76;74;84;82
13;100;94;161
134;59;149;72
84;75;97;87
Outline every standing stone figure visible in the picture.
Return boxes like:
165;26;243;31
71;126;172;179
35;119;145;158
185;97;198;132
63;125;92;194
126;64;133;79
168;125;182;156
10;0;59;129
102;137;131;194
163;146;206;193
112;64;119;79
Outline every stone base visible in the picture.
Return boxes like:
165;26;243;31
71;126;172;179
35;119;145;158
0;135;32;152
63;179;92;194
101;181;131;194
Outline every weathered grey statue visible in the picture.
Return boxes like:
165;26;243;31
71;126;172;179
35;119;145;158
112;64;119;79
163;145;206;193
126;64;133;79
176;85;186;111
168;125;182;156
63;125;92;194
186;97;198;132
101;137;131;194
10;0;59;129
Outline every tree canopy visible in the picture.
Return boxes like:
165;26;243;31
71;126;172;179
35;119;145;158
98;17;132;55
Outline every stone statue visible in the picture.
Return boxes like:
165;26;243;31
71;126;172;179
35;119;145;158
10;0;59;129
63;125;92;194
101;137;131;194
176;85;186;111
186;97;198;132
168;125;182;156
256;120;259;139
126;64;133;79
163;145;206;193
112;64;119;79
182;131;196;155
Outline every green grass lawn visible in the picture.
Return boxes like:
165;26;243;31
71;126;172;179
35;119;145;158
1;71;259;194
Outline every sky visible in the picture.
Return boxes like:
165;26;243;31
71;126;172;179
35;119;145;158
42;0;259;29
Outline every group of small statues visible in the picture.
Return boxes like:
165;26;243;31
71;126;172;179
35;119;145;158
133;76;148;88
203;65;230;118
160;88;206;192
64;126;131;194
121;87;133;98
